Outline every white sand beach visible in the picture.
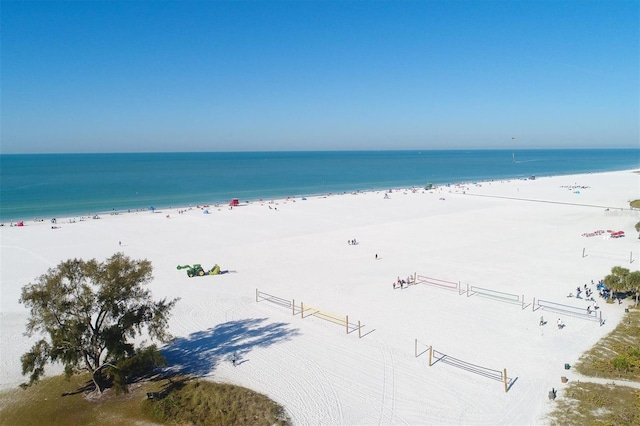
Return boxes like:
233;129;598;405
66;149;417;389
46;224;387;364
1;170;639;425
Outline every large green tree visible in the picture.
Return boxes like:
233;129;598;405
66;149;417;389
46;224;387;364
604;266;631;294
19;253;179;393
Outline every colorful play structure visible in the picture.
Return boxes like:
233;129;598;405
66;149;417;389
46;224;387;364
177;263;222;277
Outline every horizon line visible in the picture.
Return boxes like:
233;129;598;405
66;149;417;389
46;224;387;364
2;147;639;156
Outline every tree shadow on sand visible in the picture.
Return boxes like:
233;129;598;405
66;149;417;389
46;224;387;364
161;318;299;377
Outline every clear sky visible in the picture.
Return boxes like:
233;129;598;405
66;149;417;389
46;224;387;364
1;0;638;153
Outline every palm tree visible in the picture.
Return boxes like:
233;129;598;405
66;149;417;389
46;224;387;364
604;266;629;301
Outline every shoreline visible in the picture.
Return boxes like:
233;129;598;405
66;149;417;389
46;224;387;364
4;167;638;227
1;168;639;424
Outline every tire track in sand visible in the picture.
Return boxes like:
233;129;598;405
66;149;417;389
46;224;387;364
307;356;344;425
378;343;397;425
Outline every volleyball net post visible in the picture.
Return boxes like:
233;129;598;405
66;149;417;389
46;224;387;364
414;339;432;358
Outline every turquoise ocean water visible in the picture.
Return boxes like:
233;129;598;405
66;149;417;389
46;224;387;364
1;149;638;222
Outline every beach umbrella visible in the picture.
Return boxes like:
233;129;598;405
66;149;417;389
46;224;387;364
149;206;156;211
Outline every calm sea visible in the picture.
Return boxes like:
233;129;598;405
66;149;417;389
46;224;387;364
1;149;638;221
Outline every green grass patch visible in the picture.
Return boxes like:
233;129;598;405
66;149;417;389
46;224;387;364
573;308;640;381
630;199;640;209
0;374;291;426
0;373;157;426
547;308;640;425
548;382;640;426
145;378;290;426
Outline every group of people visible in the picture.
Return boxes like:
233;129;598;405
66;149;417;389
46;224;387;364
577;280;624;304
347;238;358;245
575;284;595;300
392;275;414;289
570;281;610;302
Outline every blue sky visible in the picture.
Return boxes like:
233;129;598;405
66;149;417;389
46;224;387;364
2;0;638;153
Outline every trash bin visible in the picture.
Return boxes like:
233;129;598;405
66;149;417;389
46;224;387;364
564;363;570;370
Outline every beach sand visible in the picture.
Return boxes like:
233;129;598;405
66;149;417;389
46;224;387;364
1;170;639;424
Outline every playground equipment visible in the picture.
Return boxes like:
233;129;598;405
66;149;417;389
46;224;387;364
177;264;222;277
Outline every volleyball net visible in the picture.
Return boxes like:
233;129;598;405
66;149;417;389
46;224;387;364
301;304;345;325
534;299;601;321
255;288;298;316
415;274;461;293
301;302;362;334
432;349;505;382
415;339;514;392
468;285;529;309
